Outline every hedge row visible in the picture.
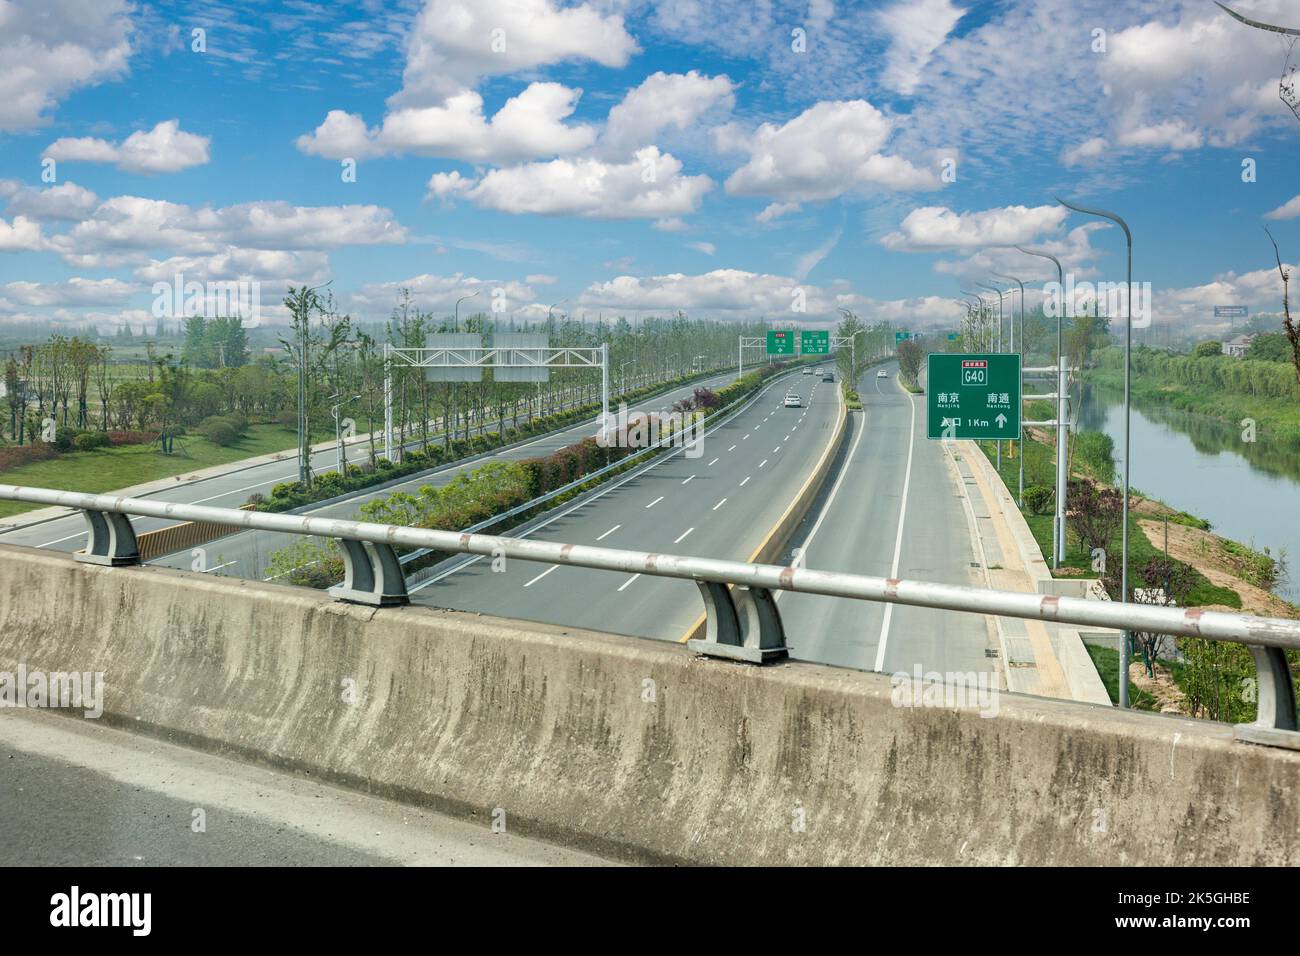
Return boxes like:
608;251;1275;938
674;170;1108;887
256;366;744;513
266;360;798;587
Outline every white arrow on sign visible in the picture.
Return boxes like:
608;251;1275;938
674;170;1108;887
995;413;1007;428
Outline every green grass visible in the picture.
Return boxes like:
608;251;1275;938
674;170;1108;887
977;437;1242;609
1082;643;1161;710
0;423;310;519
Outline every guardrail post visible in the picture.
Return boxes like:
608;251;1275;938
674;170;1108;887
328;539;409;607
76;509;141;567
1233;644;1300;750
689;583;789;664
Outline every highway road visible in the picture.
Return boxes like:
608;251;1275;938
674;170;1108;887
0;708;609;866
778;362;996;676
144;369;742;579
0;369;735;576
412;366;839;640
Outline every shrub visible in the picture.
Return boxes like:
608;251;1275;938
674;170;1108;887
72;431;112;452
200;419;238;446
1023;484;1055;515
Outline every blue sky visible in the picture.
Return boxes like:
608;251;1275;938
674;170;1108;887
2;0;1299;336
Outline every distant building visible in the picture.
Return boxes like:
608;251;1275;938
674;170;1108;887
1222;333;1256;358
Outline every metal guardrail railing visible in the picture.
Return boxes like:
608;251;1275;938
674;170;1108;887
1;482;1297;744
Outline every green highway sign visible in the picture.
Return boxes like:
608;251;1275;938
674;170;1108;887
947;333;958;342
926;353;1021;440
895;331;911;343
800;330;830;355
766;330;795;355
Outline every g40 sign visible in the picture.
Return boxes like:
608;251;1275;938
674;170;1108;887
926;353;1021;440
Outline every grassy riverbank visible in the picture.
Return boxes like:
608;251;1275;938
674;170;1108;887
978;420;1298;724
1087;346;1300;443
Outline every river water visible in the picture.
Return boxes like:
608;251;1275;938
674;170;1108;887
1077;383;1300;600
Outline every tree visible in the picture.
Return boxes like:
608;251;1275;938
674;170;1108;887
896;339;923;384
1066;478;1123;571
1129;556;1197;679
1193;340;1223;358
1265;228;1300;385
1246;331;1291;363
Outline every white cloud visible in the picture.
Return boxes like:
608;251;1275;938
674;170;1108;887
0;180;99;220
882;204;1068;251
724;100;939;201
392;0;638;105
1264;195;1300;221
877;0;965;95
932;223;1109;282
525;273;557;285
601;70;735;154
1153;261;1299;334
133;249;331;287
576;268;862;319
44;120;211;174
348;272;539;318
0;215;45;252
1061;137;1107;167
652;217;688;232
1;277;133;307
756;201;800;223
430;147;713;219
298;84;596;164
0;0;133;132
687;241;716;256
50;196;406;265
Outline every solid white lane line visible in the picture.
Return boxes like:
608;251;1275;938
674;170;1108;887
524;565;558;587
759;459;768;468
713;498;727;511
596;524;621;541
681;475;695;485
674;527;694;544
646;496;664;508
707;457;719;466
740;476;751;487
874;386;918;673
617;573;640;592
37;531;86;547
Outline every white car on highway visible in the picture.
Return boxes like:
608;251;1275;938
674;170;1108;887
877;369;887;378
784;393;801;408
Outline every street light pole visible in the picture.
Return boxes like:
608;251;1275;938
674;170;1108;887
980;282;1008;471
1015;246;1068;572
994;271;1027;508
454;292;479;333
1056;196;1135;711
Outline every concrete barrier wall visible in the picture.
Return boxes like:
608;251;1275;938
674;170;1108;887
2;544;1299;866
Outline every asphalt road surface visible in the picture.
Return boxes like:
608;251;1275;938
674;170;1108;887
778;362;996;676
149;369;740;580
0;708;611;866
0;370;736;579
413;367;839;641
